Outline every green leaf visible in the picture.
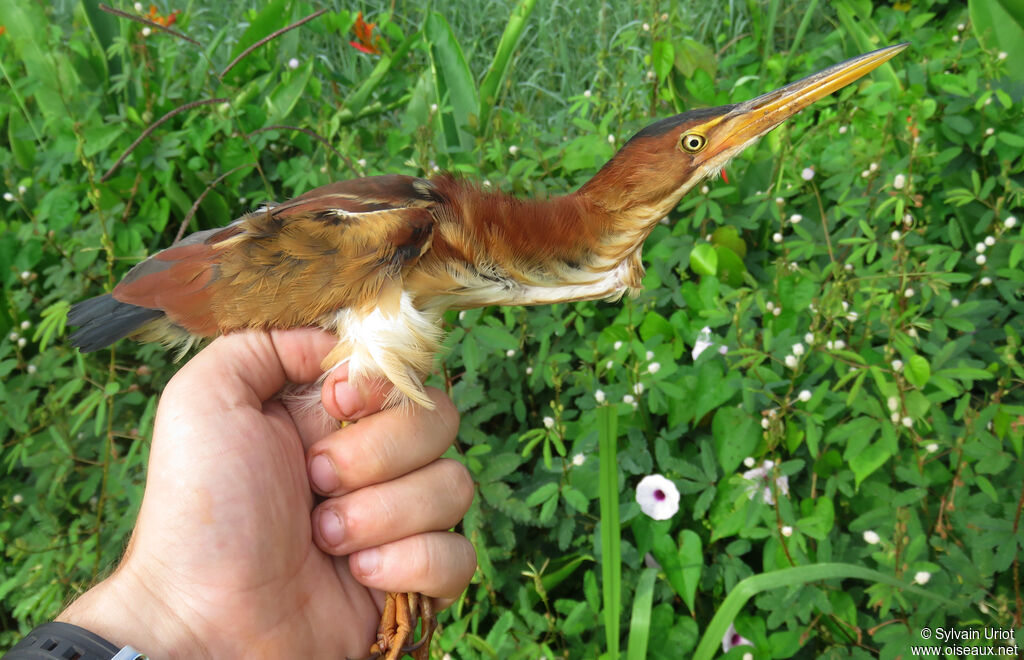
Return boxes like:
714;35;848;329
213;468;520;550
526;482;558;507
477;0;538;131
849;442;892;489
597;406;621;660
625;568;657;660
425;11;478;151
712;408;758;473
689;243;718;276
904;354;931;388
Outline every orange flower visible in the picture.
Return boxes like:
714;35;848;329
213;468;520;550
349;12;381;55
143;5;180;28
0;26;6;37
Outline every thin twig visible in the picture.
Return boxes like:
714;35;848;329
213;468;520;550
247;124;356;173
99;3;201;46
100;98;227;182
175;163;257;242
219;8;328;80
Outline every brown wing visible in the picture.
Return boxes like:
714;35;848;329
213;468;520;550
112;175;438;335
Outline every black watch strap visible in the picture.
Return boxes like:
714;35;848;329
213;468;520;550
2;622;119;660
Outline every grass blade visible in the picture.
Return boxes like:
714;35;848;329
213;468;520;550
692;563;954;660
598;405;621;659
424;11;478;152
625;567;657;660
477;0;539;133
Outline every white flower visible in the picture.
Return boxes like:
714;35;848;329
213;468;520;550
607;134;615;144
893;173;906;189
985;127;995;136
288;57;300;70
12;493;23;504
980;276;992;286
17;337;26;348
891;230;901;241
644;350;655;360
847;310;859;322
719;345;728;355
951;298;960;307
17;185;26;195
976;242;986;253
743;456;756;468
997;51;1007;61
772;306;781;317
801;167;815;181
742;653;753;660
792;343;805;356
952;35;960;42
134;1;144;11
887;396;899;412
692;326;714;360
804;332;815;345
775;196;784;205
635;474;680;520
789;213;803;224
838;125;848;134
642;22;650;31
892;359;903;372
784;354;798;369
904;288;914;298
648;362;660;374
861;169;870;178
957;22;965;30
8;332;18;342
506;349;516;357
870;162;879;172
925;442;939;453
594;389;605;403
1005;216;1017;229
543;416;555;429
508;145;519;156
976;254;986;265
583;89;591;98
742;460;789;505
901;416;913;428
141;26;151;37
772;232;783;243
722;622;754;653
863;530;881;544
700;185;709;194
781;525;793;537
623;394;635;405
985;235;995;246
633;382;644;395
3;192;14;202
525;366;533;375
26;364;36;374
20;320;30;330
613;340;623;350
357;158;367;168
572;453;586;466
429;103;438;113
913;571;931;585
891;412;901;423
761;417;770;430
605;360;614;369
798;389;812;402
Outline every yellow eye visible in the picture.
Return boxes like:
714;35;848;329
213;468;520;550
680;132;707;153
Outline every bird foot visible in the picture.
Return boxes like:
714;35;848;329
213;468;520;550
356;592;436;660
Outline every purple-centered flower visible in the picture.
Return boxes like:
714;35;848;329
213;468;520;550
722;622;754;653
635;474;680;520
741;460;789;505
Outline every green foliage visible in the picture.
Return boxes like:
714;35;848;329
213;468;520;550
2;0;1023;657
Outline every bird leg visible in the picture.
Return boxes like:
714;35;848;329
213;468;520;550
364;591;437;660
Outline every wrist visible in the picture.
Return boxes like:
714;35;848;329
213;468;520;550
56;563;207;660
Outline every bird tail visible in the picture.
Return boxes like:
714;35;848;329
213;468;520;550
67;294;167;352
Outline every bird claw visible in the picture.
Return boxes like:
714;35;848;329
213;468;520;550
351;592;436;660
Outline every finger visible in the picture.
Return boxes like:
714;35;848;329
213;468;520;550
347;531;477;602
320;362;395;421
312;458;473;556
167;328;336;410
307;388;459;496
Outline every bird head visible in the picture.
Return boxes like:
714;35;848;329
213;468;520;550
580;43;908;223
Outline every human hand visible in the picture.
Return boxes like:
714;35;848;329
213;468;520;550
58;329;476;658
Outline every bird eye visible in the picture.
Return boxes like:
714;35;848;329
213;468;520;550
680;133;707;153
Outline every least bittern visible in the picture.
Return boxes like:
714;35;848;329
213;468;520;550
69;44;907;659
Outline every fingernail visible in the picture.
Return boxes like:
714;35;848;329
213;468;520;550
310;454;341;493
334;380;365;418
318;509;345;547
354;547;380;576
